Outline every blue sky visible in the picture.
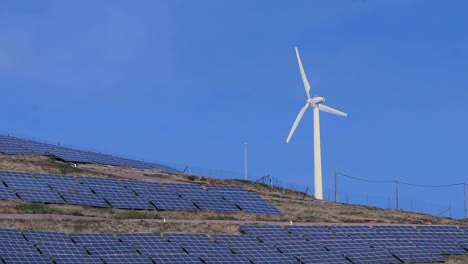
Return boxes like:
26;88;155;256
1;1;468;217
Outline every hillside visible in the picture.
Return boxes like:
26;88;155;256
0;153;465;233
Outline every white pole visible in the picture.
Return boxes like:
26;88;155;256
313;106;323;200
244;143;248;180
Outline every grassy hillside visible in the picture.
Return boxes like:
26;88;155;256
0;153;465;232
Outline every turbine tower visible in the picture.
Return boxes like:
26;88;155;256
286;47;347;200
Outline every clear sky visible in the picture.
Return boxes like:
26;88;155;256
1;1;468;217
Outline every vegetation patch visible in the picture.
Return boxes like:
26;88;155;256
16;203;60;214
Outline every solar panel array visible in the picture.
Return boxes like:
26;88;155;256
1;225;468;263
0;170;283;215
0;134;178;172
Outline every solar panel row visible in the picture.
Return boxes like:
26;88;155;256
0;170;283;215
1;225;468;263
0;134;179;172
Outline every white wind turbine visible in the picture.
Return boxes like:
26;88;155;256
286;47;347;200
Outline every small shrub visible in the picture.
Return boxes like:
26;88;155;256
16;203;58;214
187;175;196;181
200;177;207;182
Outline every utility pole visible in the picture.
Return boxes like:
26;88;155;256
244;143;248;181
395;177;399;211
464;181;467;219
334;162;338;203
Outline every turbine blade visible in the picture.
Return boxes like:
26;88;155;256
318;104;348;117
295;47;311;99
286;103;310;143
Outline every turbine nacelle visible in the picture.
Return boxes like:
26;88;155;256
307;97;325;105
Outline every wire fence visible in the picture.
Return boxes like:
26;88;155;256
176;162;467;219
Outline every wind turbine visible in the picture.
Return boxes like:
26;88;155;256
286;47;347;200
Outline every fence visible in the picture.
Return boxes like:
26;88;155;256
176;162;467;219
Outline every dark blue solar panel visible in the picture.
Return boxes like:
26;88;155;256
61;191;110;208
0;142;32;155
51;254;103;264
0;187;18;200
286;225;332;235
79;176;122;187
390;247;446;262
1;253;52;264
118;233;164;242
15;189;65;204
70;233;120;245
150;254;201;264
164;233;213;244
46;147;94;163
130;240;185;255
84;243;138;256
0;228;27;241
100;255;153;264
0;171;33;178
35;242;87;256
200;254;251;264
103;193;154;209
22;230;73;244
2;175;49;190
0;240;38;254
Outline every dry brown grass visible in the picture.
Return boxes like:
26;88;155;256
0;219;241;234
443;255;468;264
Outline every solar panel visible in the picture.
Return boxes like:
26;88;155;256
390;247;446;262
285;225;332;235
99;255;154;264
200;254;251;264
0;240;38;254
304;232;350;241
51;254;103;264
372;225;418;233
416;225;462;233
0;142;32;155
121;180;165;191
103;193;154;209
164;183;204;191
118;233;164;243
79;176;122;187
0;187;18;200
293;251;347;264
212;234;261;245
206;185;246;192
2;175;49;190
46;147;94;163
338;247;399;264
22;230;73;244
0;171;33;177
240;225;300;243
84;243;138;256
149;254;201;264
70;233;120;245
35;242;88;257
149;195;198;211
1;253;52;264
15;189;65;204
328;225;374;233
0;228;27;241
365;239;416;249
164;233;213;244
235;201;283;216
60;191;110;208
130;240;186;255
